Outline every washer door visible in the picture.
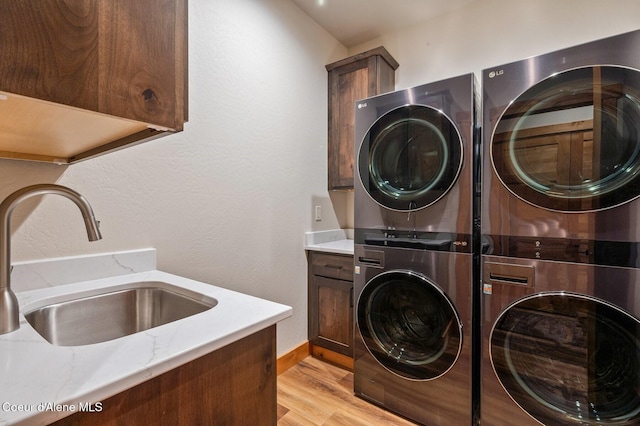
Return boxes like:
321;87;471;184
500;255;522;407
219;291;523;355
490;292;640;425
357;270;462;380
358;105;463;211
491;65;640;212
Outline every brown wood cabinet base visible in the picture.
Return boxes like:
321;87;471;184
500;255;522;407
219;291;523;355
308;251;354;360
52;326;276;426
311;344;354;371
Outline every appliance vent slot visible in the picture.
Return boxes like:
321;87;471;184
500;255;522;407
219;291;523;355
484;262;535;288
489;272;529;285
359;257;382;265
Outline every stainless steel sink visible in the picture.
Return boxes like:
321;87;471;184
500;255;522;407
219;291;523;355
24;282;217;346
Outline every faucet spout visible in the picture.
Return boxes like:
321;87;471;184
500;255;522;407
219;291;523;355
0;184;102;335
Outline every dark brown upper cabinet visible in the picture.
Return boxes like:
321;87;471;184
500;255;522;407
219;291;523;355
0;0;188;164
326;47;398;190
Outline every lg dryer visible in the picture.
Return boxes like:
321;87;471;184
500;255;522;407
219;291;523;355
482;29;640;252
355;73;477;248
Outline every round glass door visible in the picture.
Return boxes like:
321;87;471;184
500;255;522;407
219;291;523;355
358;105;463;211
491;65;640;212
357;270;462;380
490;292;640;424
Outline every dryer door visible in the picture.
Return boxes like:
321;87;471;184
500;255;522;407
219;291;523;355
357;270;463;380
357;105;463;212
490;292;640;425
491;65;640;212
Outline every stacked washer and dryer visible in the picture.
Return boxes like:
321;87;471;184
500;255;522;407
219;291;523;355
351;29;640;426
353;74;478;425
481;30;640;425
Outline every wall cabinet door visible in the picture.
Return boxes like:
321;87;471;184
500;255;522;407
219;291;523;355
0;0;187;163
326;47;398;190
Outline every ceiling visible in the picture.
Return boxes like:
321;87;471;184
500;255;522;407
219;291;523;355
289;0;478;47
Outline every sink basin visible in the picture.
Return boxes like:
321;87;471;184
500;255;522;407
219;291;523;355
24;282;217;346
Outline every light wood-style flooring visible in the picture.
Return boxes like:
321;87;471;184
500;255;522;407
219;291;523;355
277;356;416;425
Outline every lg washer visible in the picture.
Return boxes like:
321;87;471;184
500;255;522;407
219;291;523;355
482;256;640;425
354;244;473;425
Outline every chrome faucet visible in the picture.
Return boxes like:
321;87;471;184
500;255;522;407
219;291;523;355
0;184;102;335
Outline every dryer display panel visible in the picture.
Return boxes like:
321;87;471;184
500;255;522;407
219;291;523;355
490;292;640;425
491;66;640;212
357;270;462;380
358;105;463;211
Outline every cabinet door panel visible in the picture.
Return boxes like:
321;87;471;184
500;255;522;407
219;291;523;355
1;0;187;130
0;1;100;111
330;65;368;189
326;47;398;190
99;0;187;129
311;275;353;356
318;277;352;346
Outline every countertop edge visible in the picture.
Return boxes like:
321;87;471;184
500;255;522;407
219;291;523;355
304;239;354;256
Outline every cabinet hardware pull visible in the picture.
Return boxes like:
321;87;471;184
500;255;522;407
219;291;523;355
324;264;343;269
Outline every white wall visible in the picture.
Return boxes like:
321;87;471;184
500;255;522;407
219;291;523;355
2;0;345;356
350;0;640;90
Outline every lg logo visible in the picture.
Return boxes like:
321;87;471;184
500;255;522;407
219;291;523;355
357;102;368;109
488;69;504;78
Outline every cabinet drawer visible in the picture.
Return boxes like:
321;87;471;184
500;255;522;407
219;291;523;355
310;253;353;281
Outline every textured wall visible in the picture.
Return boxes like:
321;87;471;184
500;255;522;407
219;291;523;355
350;0;640;91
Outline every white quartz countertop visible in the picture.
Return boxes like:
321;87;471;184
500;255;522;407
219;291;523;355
304;229;354;255
0;270;292;426
304;239;354;255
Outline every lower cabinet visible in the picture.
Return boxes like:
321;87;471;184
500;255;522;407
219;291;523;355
308;251;354;369
52;326;277;426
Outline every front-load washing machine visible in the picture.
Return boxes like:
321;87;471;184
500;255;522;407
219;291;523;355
481;256;640;425
355;73;477;249
482;29;640;258
354;243;472;425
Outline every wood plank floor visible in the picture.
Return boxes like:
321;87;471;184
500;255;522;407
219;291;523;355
277;356;416;425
